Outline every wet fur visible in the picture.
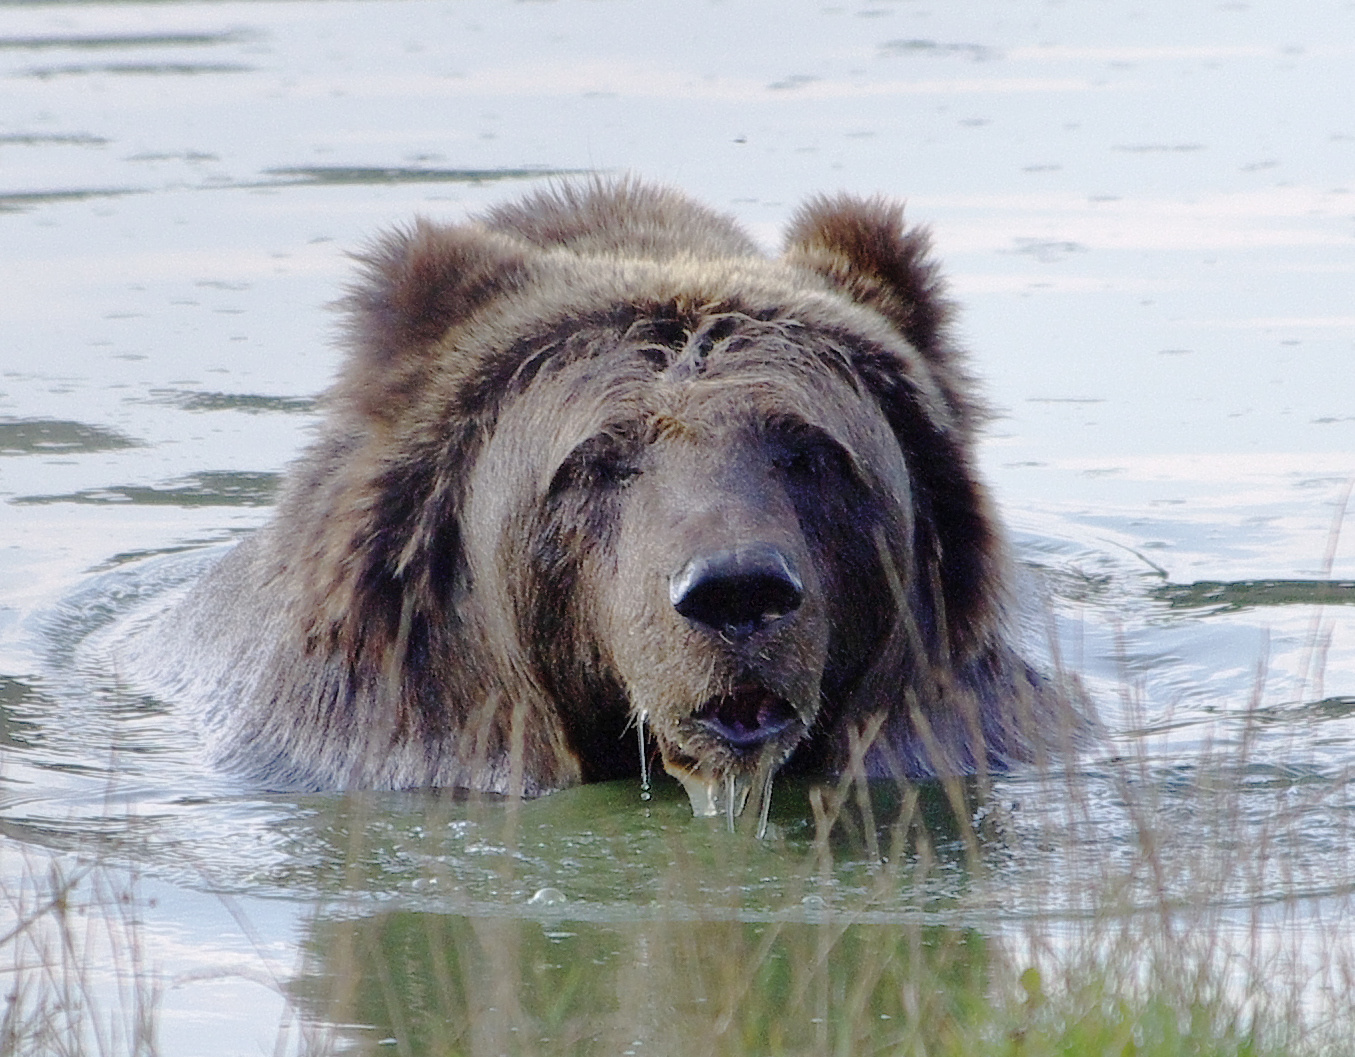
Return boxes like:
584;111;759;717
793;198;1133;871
147;177;1069;795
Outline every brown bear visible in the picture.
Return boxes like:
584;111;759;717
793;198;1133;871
144;177;1072;822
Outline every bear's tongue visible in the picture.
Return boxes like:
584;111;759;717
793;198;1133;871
693;688;798;749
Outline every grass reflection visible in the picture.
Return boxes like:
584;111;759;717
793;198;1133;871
258;167;585;189
14;471;280;508
0;418;138;456
274;761;1304;1057
0;31;253;51
295;911;989;1056
1155;579;1355;612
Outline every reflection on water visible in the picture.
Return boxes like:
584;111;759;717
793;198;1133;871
259;166;583;188
19;62;253;78
13;470;280;507
0;418;138;456
147;389;318;414
293;909;990;1055
877;39;999;62
0;31;254;51
1155;578;1355;612
0;132;110;146
0;675;45;751
0;187;138;212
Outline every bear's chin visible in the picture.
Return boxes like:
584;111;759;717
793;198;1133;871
652;687;809;829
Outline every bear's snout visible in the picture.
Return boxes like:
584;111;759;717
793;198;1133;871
669;543;803;641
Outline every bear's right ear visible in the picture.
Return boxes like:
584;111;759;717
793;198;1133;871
340;220;533;420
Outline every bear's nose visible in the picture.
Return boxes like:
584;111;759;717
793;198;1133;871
669;544;803;640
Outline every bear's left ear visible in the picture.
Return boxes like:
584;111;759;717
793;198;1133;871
340;219;534;422
782;194;978;431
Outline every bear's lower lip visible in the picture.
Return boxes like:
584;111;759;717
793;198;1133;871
692;687;800;750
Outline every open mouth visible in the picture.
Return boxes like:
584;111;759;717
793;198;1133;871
692;686;800;751
660;688;804;826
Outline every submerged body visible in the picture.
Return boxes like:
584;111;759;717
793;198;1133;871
144;178;1074;818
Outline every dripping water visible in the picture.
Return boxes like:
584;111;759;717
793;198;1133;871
636;710;652;801
754;769;775;840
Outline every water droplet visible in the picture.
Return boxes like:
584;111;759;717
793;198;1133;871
755;769;775;839
527;887;566;906
636;710;652;801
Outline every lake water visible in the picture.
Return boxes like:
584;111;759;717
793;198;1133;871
1;1;1353;1053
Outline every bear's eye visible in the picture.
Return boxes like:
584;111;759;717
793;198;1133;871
549;436;641;496
769;427;854;484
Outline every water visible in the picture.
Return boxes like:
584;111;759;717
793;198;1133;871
2;0;1353;1052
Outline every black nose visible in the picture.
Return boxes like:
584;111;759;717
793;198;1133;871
669;544;803;639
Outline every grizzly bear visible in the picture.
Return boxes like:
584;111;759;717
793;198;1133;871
144;178;1071;823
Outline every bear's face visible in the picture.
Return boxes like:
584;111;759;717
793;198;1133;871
462;313;914;816
256;181;1050;803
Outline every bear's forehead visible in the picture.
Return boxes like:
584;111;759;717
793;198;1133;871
486;324;899;476
446;271;932;481
497;252;918;373
528;300;863;382
523;318;865;419
426;255;937;426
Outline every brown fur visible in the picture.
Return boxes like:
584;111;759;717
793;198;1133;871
150;177;1070;802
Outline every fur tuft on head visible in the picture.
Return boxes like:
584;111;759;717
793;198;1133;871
483;175;761;260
